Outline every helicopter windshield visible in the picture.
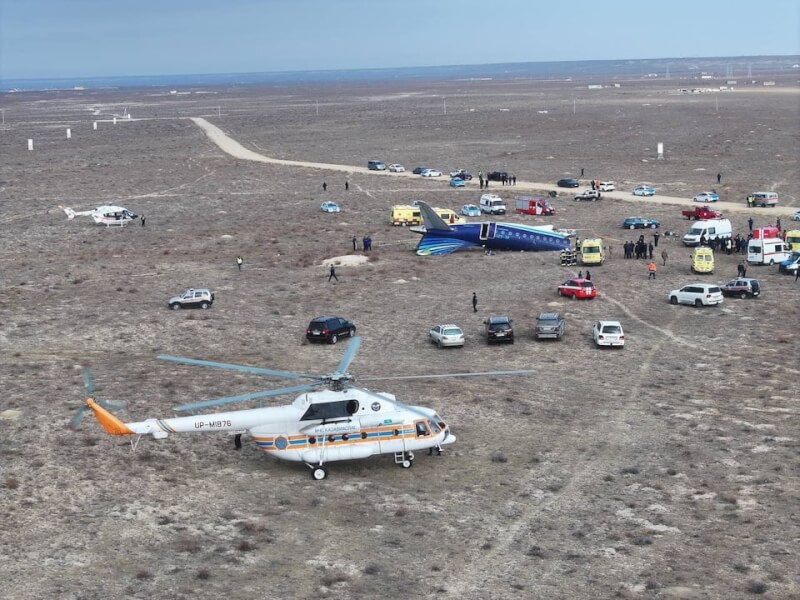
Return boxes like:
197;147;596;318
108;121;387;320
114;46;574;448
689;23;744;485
430;415;445;433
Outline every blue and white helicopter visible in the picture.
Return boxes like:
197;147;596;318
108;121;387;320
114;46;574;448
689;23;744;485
412;201;570;255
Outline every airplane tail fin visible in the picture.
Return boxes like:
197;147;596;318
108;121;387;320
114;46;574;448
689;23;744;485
86;398;134;435
60;206;76;220
416;201;452;231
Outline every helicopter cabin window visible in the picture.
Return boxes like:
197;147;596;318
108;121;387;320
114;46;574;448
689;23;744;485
301;399;360;421
415;420;431;437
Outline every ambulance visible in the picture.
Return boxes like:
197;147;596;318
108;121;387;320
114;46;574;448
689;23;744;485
690;247;715;274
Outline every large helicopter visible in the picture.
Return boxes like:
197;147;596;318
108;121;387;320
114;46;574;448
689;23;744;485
77;337;534;480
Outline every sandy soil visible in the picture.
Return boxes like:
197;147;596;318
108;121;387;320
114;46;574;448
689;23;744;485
0;76;799;600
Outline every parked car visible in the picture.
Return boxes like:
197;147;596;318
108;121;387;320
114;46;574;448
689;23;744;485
693;191;719;203
557;178;580;188
792;209;800;221
720;278;761;299
320;201;341;213
778;252;800;274
682;206;722;220
412;166;429;175
668;283;724;307
575;189;602;201
168;288;214;310
534;312;565;340
557;278;597;300
484;315;514;344
367;160;386;171
388;163;405;172
449;177;467;188
597;181;616;191
420;169;442;177
623;217;660;229
429;324;465;348
461;204;481;216
450;169;473;180
632;185;656;196
305;315;356;344
592;320;625;347
487;171;508;182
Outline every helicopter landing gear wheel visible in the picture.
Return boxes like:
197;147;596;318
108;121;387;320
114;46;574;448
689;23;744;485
311;465;328;480
401;458;413;469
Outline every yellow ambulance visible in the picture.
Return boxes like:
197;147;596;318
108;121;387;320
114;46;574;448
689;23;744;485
580;238;605;265
390;205;464;226
690;246;715;273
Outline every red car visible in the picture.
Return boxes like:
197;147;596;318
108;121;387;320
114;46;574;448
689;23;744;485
557;278;597;300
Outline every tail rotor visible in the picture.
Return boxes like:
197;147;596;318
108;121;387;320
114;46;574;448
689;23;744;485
70;367;127;430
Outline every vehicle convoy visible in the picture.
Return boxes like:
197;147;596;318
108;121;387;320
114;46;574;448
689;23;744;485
682;206;722;220
168;288;215;310
575;189;601;201
580;238;605;265
747;237;792;265
479;194;508;215
690;247;715;274
514;196;555;216
682;219;732;246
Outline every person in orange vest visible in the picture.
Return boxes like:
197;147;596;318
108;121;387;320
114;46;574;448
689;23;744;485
647;260;657;279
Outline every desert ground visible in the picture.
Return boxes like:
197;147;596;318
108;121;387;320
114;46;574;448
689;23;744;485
0;74;799;600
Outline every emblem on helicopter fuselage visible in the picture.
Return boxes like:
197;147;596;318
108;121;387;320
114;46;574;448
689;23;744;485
371;402;381;412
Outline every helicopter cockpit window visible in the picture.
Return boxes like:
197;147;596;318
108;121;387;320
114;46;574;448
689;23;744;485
301;399;359;421
429;417;443;433
415;421;430;437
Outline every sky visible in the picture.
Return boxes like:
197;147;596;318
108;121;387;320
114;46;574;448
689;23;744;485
1;0;799;80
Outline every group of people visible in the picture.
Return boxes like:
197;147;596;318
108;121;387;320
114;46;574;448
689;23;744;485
476;172;516;189
322;180;349;192
623;236;654;260
699;234;748;254
353;235;372;251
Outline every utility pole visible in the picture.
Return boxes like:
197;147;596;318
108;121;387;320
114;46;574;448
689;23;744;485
443;97;446;115
316;99;319;116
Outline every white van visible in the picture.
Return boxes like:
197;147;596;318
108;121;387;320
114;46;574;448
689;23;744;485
749;191;779;207
682;218;732;246
747;237;792;265
479;194;507;215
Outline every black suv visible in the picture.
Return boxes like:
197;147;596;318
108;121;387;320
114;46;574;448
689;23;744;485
306;316;356;344
484;315;514;344
487;171;508;182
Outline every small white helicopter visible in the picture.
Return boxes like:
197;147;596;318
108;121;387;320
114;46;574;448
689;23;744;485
60;205;139;227
76;337;534;480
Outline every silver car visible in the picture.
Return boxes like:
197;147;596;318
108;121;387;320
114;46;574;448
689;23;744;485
429;324;465;348
535;312;565;340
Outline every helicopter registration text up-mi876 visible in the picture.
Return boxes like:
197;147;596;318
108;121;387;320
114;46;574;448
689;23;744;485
79;337;534;480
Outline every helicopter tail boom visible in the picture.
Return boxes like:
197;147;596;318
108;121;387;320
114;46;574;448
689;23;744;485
86;398;135;435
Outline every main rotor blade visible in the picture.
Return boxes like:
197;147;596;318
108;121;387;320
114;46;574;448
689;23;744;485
357;369;536;382
334;336;362;375
83;367;95;395
174;382;321;412
158;355;315;380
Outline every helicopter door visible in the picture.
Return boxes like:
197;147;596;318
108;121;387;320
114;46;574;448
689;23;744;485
479;223;496;240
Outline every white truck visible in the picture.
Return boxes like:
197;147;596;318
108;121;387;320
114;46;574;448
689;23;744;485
682;218;732;246
747;237;792;265
479;194;507;215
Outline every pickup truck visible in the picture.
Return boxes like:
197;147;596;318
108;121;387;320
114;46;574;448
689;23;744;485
682;206;722;220
514;196;555;216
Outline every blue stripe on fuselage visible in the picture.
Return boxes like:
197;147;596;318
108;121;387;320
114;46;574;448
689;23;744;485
417;223;569;255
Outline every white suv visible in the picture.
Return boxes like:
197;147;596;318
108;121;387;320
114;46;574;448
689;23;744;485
168;288;214;310
668;283;723;307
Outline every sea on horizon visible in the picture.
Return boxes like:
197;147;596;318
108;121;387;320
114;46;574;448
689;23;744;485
3;55;798;92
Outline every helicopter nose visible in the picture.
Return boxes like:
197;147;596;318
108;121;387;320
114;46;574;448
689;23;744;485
440;434;456;446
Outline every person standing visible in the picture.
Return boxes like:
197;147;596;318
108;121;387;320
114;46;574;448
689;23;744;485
472;292;478;313
661;249;668;266
140;214;146;227
345;180;349;191
322;181;327;192
717;172;722;184
647;261;657;279
328;264;338;282
580;167;585;177
737;262;745;277
236;256;243;271
585;269;591;281
653;232;660;247
740;260;747;278
352;236;358;251
776;217;781;231
795;267;800;282
648;242;654;259
748;217;754;232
